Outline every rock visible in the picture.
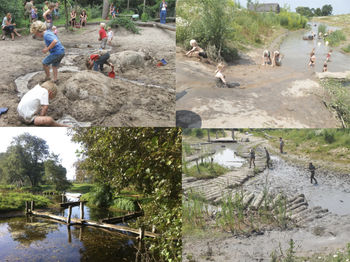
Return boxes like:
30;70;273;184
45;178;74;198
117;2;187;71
110;50;145;70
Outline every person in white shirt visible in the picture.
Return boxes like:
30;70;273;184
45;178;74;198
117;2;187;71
107;26;113;45
215;63;227;88
17;81;68;126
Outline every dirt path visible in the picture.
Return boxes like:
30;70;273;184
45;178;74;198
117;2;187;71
0;25;175;126
183;135;350;261
176;38;341;128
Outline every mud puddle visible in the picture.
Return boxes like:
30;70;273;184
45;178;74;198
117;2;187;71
244;156;350;215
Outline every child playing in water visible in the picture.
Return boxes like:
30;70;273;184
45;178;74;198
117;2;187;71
107;27;113;45
323;61;328;72
262;50;271;66
271;50;282;67
214;63;227;88
98;23;108;49
309;54;316;67
186;39;207;59
17;81;68;127
326;50;332;62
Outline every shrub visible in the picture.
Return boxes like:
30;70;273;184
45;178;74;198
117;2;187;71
322;129;336;144
81;184;113;207
342;44;350;53
326;30;346;46
195;129;204;138
318;24;327;34
141;12;149;22
112;198;136;211
107;17;140;34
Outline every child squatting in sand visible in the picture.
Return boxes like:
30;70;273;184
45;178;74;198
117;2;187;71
17;81;68;127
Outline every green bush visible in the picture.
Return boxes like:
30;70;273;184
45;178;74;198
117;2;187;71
326;30;346;46
342;44;350;53
107;17;140;34
195;129;204;138
0;192;51;212
318;24;327;34
141;12;149;22
112;198;136;211
81;184;113;208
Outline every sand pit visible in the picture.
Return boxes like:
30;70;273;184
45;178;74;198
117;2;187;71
0;24;175;126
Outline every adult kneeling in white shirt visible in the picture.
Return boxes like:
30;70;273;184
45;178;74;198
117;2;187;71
17;81;69;126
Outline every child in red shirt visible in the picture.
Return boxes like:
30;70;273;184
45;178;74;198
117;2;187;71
98;23;108;49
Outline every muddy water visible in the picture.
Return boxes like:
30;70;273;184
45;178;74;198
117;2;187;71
245;156;350;215
188;143;246;168
0;202;140;261
280;22;350;73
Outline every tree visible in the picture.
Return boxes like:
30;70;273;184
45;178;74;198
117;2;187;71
71;127;182;261
74;159;94;183
314;8;322;16
44;156;71;191
3;134;49;187
102;0;109;19
296;6;314;17
321;4;333;16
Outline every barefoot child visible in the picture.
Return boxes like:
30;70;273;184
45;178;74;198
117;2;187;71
107;26;113;45
86;51;114;72
17;81;68;127
214;63;227;88
30;21;65;83
326;50;332;62
43;3;55;30
186;39;207;58
323;61;328;72
98;23;108;49
31;6;38;23
262;50;271;66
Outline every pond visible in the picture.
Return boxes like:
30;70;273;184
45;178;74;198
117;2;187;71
0;197;144;261
280;22;350;73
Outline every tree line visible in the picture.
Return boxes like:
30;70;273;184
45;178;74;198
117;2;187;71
0;133;70;191
296;4;333;17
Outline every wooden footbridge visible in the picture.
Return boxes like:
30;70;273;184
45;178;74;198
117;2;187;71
24;199;158;239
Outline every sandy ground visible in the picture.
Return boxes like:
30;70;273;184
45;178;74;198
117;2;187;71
0;24;175;126
176;35;341;128
182;134;350;261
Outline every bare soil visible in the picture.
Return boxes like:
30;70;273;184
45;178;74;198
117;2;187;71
0;25;175;126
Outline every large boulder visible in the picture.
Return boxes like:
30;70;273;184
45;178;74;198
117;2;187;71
110;50;145;70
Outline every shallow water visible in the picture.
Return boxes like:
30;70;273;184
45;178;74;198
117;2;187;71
280;22;350;73
0;216;137;262
245;156;350;215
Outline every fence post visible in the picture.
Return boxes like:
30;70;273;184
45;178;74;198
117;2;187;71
138;227;145;240
80;201;84;219
67;205;72;225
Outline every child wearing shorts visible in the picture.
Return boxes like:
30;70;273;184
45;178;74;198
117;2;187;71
107;27;113;45
99;23;108;49
30;21;65;83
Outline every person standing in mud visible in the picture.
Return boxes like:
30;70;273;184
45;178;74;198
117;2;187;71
262;50;271;66
279;137;284;154
309;162;318;184
264;147;272;169
271;51;282;67
30;21;65;83
249;148;256;169
98;23;108;49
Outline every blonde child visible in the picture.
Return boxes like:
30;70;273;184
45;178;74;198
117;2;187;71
215;63;227;88
107;27;113;45
98;23;108;49
186;39;207;58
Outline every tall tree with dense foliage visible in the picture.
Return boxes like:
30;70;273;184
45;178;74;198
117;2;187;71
3;133;49;187
71;127;182;261
44;156;71;191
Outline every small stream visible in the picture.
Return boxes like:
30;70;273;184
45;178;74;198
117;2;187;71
280;22;350;73
245;156;350;215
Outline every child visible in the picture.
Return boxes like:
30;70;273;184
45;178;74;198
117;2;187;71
309;54;316;67
30;21;65;83
43;3;54;30
326;50;332;62
31;6;38;22
107;27;113;45
70;10;76;27
271;50;282;67
186;39;207;58
323;61;328;72
262;49;271;66
17;81;68;127
214;63;227;88
52;25;57;35
85;51;114;72
98;23;108;49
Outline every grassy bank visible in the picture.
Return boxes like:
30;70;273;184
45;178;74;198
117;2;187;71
183;162;230;179
0;192;51;212
177;0;307;62
313;15;350;50
254;129;350;166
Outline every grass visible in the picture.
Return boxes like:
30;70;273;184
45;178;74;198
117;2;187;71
0;192;51;212
342;44;350;53
69;183;93;194
183;162;230;179
325;30;346;47
322;79;350;127
254;128;350;166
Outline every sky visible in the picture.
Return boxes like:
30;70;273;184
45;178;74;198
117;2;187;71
0;127;81;180
236;0;350;15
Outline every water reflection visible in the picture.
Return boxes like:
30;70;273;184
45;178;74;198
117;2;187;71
0;216;139;262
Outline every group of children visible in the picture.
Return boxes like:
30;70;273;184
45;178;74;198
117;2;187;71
309;47;332;72
262;50;282;67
